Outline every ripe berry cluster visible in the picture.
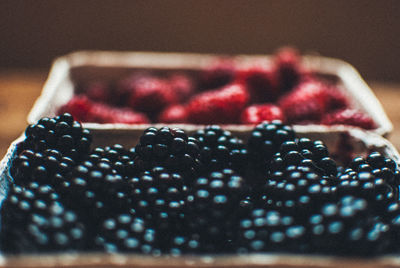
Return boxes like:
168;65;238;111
1;114;398;256
59;48;375;130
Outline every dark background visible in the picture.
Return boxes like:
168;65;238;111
1;0;400;82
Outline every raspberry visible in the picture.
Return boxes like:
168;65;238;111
193;125;248;174
274;47;304;92
322;109;376;130
88;102;150;124
323;86;349;112
187;83;249;124
200;59;236;90
59;96;150;124
1;183;86;253
58;96;92;123
237;61;279;102
240;104;284;124
158;105;188;123
278;80;348;124
83;81;111;104
113;72;147;106
168;74;194;102
128;75;176;115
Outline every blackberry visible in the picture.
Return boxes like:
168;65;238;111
128;166;187;237
59;146;132;222
85;144;137;177
21;113;91;158
350;151;400;193
261;165;336;217
11;148;77;186
389;213;400;252
134;127;201;179
186;168;248;252
1;183;86;253
11;113;92;186
271;138;338;177
247;121;296;182
95;212;159;254
308;196;391;255
193;125;248;174
336;170;398;212
237;209;308;253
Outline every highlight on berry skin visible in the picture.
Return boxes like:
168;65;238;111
1;114;399;256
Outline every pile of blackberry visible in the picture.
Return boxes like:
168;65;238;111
2;113;400;257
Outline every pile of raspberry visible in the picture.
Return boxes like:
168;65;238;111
59;48;376;130
2;113;399;256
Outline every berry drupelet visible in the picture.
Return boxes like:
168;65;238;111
1;183;86;253
133;127;202;179
193;125;248;174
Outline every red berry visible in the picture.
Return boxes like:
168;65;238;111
168;74;195;102
279;80;349;124
128;76;176;115
84;81;110;103
279;81;327;123
321;109;376;130
115;72;152;106
158;105;188;123
236;61;279;102
241;104;284;124
89;103;149;124
200;59;236;90
59;95;149;124
187;83;249;124
58;95;92;122
274;47;304;92
322;86;349;111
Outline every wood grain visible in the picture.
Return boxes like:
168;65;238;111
0;70;398;157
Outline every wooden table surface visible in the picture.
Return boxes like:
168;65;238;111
0;70;399;158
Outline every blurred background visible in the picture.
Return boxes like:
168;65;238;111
0;0;399;155
2;0;400;81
